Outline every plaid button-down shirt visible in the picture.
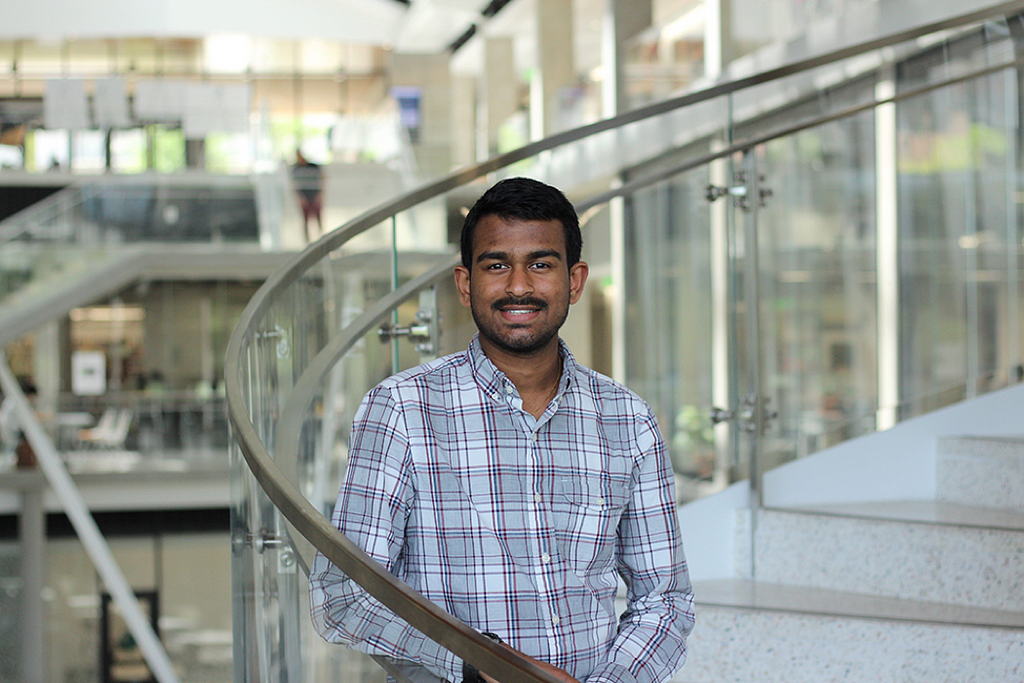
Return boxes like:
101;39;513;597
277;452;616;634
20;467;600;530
310;336;694;683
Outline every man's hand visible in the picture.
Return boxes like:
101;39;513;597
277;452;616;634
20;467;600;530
479;643;580;683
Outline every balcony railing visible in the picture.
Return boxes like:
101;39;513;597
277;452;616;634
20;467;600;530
226;3;1024;681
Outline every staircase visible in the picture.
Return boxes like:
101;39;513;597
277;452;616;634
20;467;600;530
678;435;1024;682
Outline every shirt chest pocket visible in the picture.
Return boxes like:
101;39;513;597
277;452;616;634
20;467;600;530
551;475;631;569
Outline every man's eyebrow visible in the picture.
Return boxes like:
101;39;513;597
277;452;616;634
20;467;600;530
476;248;563;263
476;249;510;263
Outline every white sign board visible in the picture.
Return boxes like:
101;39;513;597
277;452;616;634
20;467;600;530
71;350;107;396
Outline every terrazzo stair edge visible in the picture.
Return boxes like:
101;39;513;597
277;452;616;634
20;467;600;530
675;593;1024;683
937;435;1024;511
691;579;1024;629
737;507;1024;612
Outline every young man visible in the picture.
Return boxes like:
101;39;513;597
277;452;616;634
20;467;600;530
309;177;695;683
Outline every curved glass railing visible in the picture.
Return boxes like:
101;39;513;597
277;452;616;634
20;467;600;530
226;4;1024;681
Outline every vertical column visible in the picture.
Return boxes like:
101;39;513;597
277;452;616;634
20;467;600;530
482;38;518;158
709;141;732;488
450;74;478;168
603;0;651;385
600;0;652;118
703;0;740;80
875;70;900;430
32;321;61;421
531;0;574;140
390;52;454;178
19;475;46;683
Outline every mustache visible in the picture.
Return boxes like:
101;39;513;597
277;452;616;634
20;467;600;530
492;296;547;311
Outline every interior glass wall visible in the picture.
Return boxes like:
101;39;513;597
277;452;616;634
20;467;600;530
0;528;231;683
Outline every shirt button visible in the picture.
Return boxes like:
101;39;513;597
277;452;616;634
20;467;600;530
551;614;560;626
534;493;542;503
491;392;500;401
505;385;514;394
596;497;606;506
541;553;551;564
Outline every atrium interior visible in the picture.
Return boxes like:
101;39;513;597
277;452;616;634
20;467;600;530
2;1;1023;682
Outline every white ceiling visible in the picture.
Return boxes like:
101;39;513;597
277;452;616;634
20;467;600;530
0;0;613;59
0;0;497;52
0;0;621;82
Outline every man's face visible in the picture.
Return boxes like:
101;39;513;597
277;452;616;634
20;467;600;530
454;214;588;358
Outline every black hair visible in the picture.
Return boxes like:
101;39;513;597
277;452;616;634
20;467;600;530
460;177;582;269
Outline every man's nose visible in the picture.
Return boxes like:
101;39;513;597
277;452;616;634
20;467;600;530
505;266;534;296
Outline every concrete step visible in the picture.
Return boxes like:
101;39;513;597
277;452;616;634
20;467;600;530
741;503;1024;612
938;436;1024;511
676;580;1024;683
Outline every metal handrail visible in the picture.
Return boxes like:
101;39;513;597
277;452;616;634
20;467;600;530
225;4;1024;681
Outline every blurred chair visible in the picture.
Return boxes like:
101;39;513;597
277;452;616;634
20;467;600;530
77;407;132;449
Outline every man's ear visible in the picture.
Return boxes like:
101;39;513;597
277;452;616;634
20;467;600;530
568;261;589;305
454;265;472;307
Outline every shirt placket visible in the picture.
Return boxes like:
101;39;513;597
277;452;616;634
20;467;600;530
502;379;564;643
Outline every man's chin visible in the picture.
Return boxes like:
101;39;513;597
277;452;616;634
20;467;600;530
481;330;555;356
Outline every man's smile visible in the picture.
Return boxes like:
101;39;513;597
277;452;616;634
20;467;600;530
494;297;546;311
494;297;547;321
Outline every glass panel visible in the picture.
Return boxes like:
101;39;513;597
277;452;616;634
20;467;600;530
0;175;262;308
623;170;717;502
756;111;878;467
37;530;230;682
897;71;1019;414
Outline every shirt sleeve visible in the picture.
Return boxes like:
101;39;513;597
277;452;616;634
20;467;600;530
308;386;461;683
586;408;695;683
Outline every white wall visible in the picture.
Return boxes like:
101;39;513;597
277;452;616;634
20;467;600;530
677;480;749;581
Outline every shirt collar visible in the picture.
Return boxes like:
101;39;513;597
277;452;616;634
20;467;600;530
467;334;578;400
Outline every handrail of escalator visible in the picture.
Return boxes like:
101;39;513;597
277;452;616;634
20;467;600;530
224;4;1024;682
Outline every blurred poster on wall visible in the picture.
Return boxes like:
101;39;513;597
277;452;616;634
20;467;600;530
390;85;421;143
44;79;89;130
133;80;188;122
72;350;106;396
183;82;251;137
94;78;131;128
